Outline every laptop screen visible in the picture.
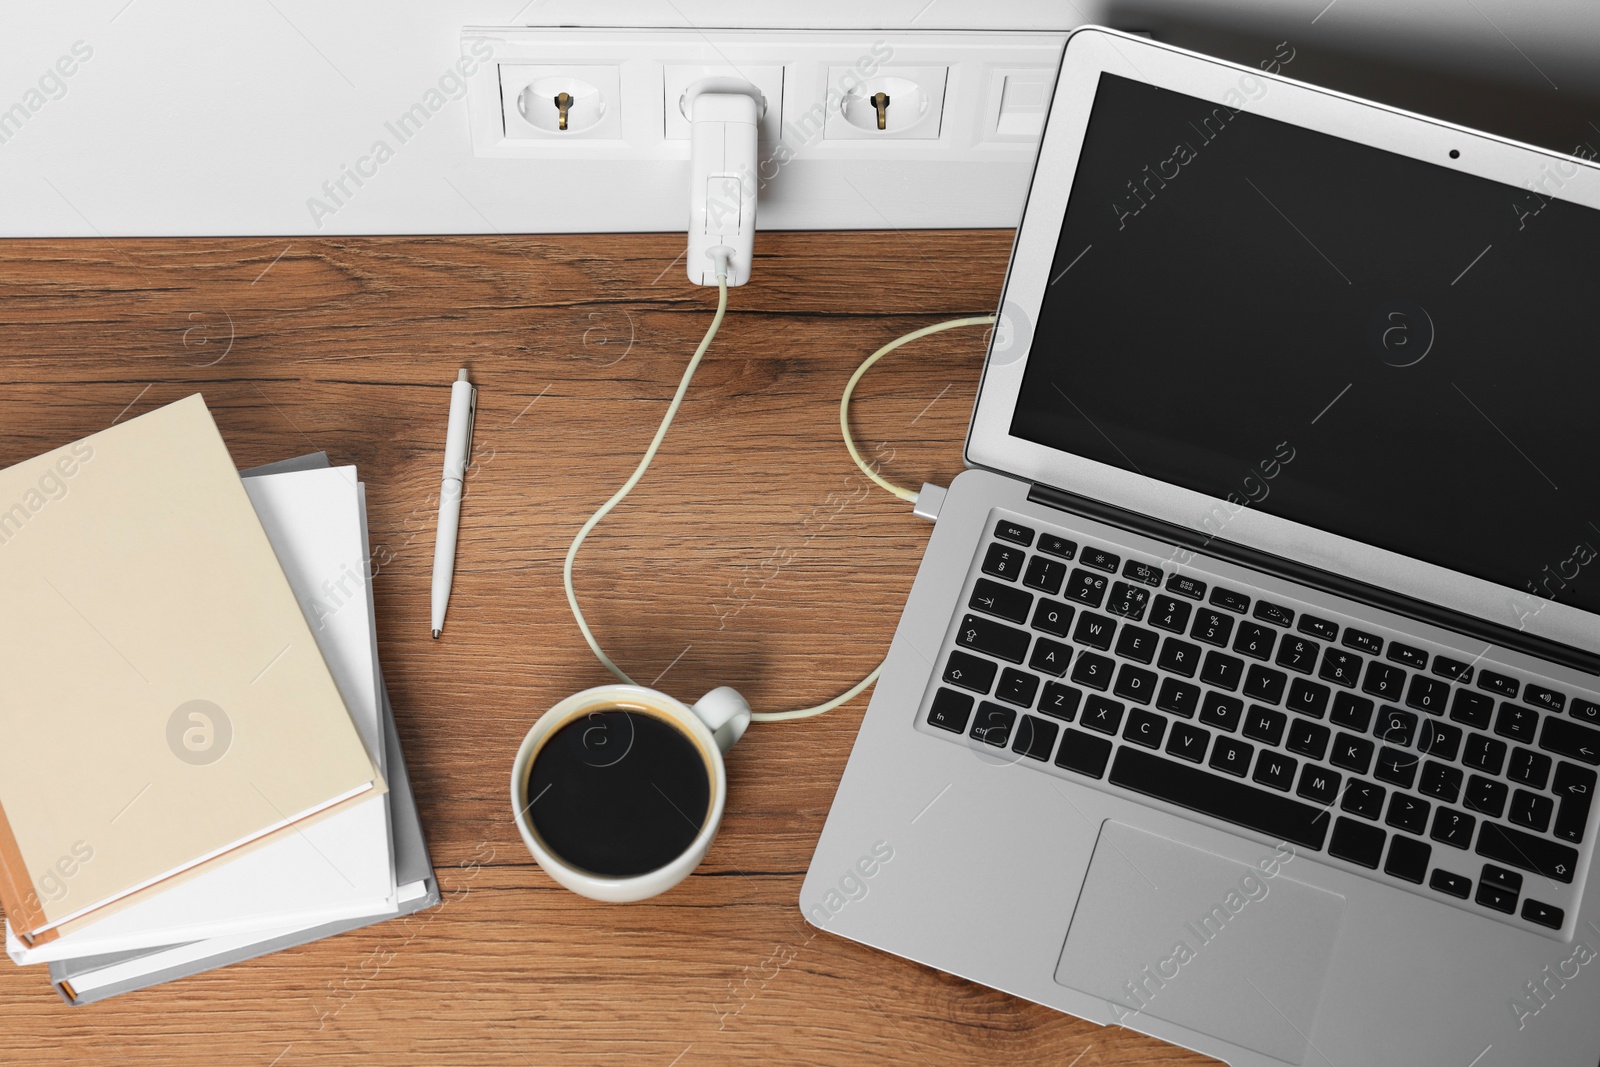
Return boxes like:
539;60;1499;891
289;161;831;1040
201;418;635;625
1012;72;1600;616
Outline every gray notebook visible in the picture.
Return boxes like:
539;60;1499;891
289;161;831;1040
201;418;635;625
49;452;437;1004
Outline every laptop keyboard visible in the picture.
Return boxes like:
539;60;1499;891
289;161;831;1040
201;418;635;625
918;511;1598;939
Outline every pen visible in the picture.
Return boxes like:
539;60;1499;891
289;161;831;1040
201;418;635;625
430;369;476;639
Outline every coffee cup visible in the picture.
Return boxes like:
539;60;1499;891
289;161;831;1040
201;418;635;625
510;683;751;902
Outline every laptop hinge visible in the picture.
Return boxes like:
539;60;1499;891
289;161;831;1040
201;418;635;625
1027;482;1600;677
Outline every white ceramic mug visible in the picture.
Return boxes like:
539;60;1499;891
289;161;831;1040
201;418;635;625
510;683;751;902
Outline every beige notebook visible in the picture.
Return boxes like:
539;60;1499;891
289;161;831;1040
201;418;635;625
0;395;384;945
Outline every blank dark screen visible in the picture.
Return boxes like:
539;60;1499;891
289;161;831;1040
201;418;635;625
1012;72;1600;615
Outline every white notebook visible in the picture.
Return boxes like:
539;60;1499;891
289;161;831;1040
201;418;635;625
7;466;397;964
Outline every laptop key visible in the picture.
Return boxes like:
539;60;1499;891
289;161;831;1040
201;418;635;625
1477;822;1578;882
1522;900;1564;929
1209;587;1251;614
1388;642;1429;670
1508;747;1551;789
1417;760;1460;801
1539;716;1600;765
969;702;1017;747
1156;677;1201;718
1429;870;1471;898
1463;733;1506;774
1385;835;1432;883
969;578;1034;624
1276;635;1321;674
1114;624;1160;664
1200;651;1245;691
1433;656;1474;683
1191;609;1234;647
1011;715;1059;761
1287;719;1331;761
1209;738;1254;777
1330;817;1386;868
957;614;1031;663
1363;662;1406;702
1149;594;1192;634
1166;721;1211;762
1081;696;1124;734
1476;882;1518;914
1123;560;1163;586
1495;703;1539;744
926;688;974;733
1243;705;1287;746
1253;601;1295;628
1081;548;1120;573
1319;648;1361;688
1199;692;1244;733
1243;665;1288;704
1297;764;1341;806
1298;614;1339;641
1038;534;1077;560
1479;670;1519;698
1166;574;1206;600
1123;709;1167;749
1451;690;1494;729
996;668;1041;708
1344;628;1383;656
981;543;1025;582
1038;682;1083;722
1480;862;1523;894
1073;612;1117;651
1509;789;1552;832
1430;807;1476;849
1065;568;1108;607
1286;678;1331;718
1524;684;1566;713
1158;637;1201;678
1069;650;1113;689
1252;750;1297;791
943;650;998;694
1109;747;1329;849
1023;555;1067;596
1113;664;1158;706
1031;598;1075;637
1376;747;1420;789
1386;793;1431;835
1418;720;1462;760
993;520;1034;547
1030;638;1074;678
1553;762;1597;842
1055;730;1114;778
1330;692;1374;732
1571;699;1600;725
1332;733;1374;774
1342;779;1386;819
1376;707;1418;747
1406;676;1450;716
1465;775;1508;818
1233;622;1276;660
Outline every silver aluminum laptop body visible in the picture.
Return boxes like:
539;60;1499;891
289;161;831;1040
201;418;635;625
803;27;1600;1067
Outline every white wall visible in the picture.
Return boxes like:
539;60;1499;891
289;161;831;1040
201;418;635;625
0;0;1594;236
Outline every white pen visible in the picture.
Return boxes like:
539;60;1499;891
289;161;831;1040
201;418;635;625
431;369;476;639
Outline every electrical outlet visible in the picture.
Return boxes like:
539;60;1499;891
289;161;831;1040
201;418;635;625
500;63;622;140
825;66;948;139
664;65;785;142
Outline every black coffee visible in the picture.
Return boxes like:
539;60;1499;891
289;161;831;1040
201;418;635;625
526;707;712;877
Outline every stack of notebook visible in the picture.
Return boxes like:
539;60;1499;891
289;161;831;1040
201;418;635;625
0;395;437;1004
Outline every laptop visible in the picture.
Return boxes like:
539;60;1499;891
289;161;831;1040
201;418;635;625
803;26;1600;1067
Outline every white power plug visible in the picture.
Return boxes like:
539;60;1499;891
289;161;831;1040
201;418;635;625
684;78;762;287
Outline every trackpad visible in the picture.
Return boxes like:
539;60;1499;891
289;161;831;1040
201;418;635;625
1055;822;1345;1065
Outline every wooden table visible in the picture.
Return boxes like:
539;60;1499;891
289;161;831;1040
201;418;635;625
0;232;1215;1065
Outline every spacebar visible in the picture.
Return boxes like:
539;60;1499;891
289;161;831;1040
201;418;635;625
1109;748;1329;850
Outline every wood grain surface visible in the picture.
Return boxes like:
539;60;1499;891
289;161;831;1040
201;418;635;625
0;232;1217;1066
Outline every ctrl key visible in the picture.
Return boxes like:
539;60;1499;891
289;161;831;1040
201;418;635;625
926;688;974;733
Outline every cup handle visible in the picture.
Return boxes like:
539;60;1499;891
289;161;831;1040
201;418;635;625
690;687;752;753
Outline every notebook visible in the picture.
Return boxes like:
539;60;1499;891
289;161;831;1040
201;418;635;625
7;465;397;962
0;396;385;944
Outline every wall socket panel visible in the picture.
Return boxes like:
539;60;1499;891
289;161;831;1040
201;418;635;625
459;27;1067;231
